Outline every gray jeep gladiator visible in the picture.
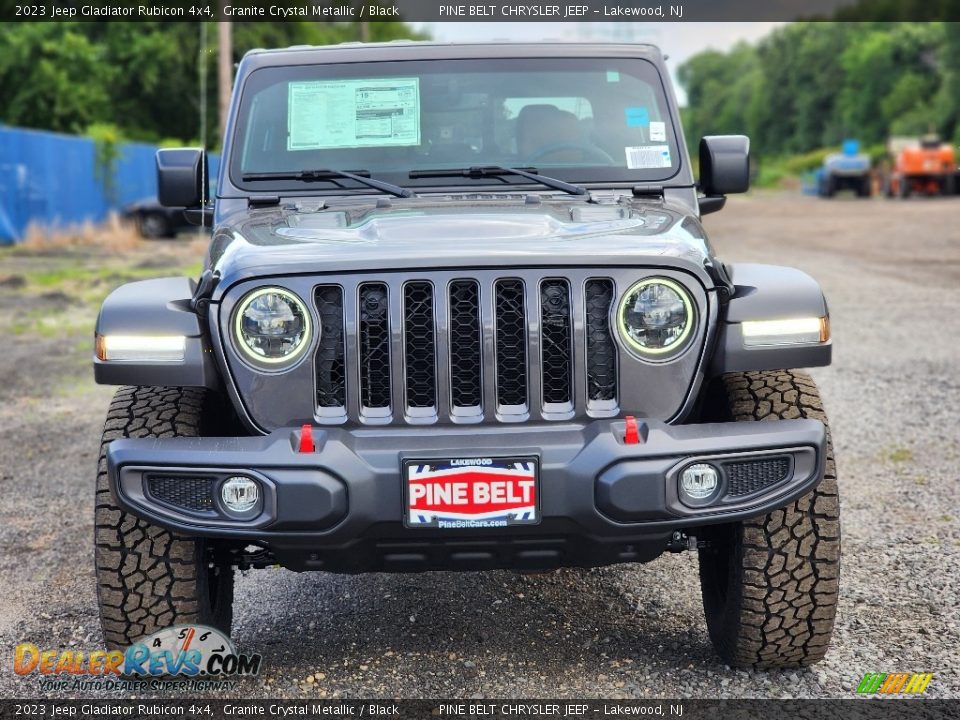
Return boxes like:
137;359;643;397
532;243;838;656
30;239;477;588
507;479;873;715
93;42;839;669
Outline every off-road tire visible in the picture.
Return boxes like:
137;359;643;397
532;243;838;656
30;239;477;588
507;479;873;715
698;370;840;668
95;386;234;650
883;176;894;198
942;175;956;197
820;175;835;198
857;176;871;197
137;212;171;239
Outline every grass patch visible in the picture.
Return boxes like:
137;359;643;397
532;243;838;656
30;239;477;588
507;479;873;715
0;231;204;341
22;261;201;290
888;447;914;464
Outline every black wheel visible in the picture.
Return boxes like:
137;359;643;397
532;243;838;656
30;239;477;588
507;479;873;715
857;176;871;197
95;386;234;649
822;175;835;198
942;175;955;196
697;370;840;668
137;212;171;239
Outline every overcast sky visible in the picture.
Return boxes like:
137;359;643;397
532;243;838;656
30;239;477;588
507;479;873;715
412;22;784;103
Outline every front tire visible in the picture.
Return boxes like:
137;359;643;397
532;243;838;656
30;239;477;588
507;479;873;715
95;386;234;650
821;175;835;198
697;370;840;668
137;212;171;239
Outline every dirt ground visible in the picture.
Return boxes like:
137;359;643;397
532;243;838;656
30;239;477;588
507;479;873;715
0;195;957;700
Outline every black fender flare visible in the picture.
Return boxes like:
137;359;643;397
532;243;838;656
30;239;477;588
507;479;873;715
710;263;831;376
93;277;219;388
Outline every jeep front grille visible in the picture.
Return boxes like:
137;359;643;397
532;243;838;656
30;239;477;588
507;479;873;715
357;282;392;412
539;279;574;408
403;281;437;411
313;273;620;424
494;279;528;411
315;285;346;409
584;279;617;405
449;280;483;411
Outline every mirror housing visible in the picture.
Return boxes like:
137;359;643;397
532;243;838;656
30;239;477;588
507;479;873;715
699;135;750;200
157;148;208;208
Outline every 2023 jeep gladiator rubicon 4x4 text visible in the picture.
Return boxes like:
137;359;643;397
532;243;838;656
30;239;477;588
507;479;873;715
93;42;839;668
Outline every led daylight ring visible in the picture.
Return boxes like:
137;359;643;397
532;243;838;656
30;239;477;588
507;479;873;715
615;277;695;357
233;287;313;366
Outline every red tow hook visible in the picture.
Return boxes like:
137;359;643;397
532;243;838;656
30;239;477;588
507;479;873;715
623;416;641;445
298;424;315;453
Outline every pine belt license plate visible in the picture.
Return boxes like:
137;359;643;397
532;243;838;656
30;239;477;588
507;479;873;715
404;457;539;529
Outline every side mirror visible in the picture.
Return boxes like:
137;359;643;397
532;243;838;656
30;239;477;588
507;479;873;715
157;148;208;208
699;135;750;199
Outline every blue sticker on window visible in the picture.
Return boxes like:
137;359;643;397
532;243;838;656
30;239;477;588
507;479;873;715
625;107;650;127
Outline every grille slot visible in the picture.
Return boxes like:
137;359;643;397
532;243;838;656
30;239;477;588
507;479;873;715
540;279;573;406
449;280;482;409
315;285;346;409
403;281;437;410
358;282;392;411
584;279;617;405
494;279;528;410
724;457;791;497
147;476;214;512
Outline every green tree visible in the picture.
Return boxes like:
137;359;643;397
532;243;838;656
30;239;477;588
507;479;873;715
0;21;427;146
678;43;761;147
678;21;956;158
0;23;113;133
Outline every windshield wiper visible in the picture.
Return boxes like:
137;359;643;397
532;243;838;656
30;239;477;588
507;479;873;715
409;165;587;196
241;169;414;198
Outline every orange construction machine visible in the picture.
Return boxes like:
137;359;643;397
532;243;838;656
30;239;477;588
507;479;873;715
885;135;958;197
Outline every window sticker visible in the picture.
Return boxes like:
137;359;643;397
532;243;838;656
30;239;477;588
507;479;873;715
624;107;650;127
625;145;672;169
606;70;620;83
649;121;666;142
287;77;420;151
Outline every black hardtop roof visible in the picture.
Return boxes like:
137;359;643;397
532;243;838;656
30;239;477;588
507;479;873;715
239;40;665;69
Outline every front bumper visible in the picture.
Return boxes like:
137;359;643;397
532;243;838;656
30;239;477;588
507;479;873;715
107;418;826;572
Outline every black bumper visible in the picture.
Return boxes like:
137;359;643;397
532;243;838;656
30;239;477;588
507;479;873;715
106;418;826;572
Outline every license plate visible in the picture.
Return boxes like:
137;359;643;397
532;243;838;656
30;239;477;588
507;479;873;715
403;456;539;529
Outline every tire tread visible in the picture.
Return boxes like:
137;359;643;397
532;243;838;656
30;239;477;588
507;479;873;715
95;386;232;649
701;370;840;668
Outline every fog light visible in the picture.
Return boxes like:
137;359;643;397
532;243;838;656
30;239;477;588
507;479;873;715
679;463;719;502
220;476;260;515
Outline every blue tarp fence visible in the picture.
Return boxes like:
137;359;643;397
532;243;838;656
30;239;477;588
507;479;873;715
0;125;218;244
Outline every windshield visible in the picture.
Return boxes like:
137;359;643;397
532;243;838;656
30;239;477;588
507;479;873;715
229;56;682;193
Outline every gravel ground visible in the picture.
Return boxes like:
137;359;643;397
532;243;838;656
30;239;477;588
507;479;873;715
0;194;957;700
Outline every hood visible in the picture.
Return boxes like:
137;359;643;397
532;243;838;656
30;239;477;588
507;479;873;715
207;197;718;297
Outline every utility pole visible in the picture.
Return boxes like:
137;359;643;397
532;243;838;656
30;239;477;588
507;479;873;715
218;17;232;145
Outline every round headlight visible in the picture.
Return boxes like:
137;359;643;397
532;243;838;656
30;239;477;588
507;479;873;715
234;287;312;366
616;278;694;357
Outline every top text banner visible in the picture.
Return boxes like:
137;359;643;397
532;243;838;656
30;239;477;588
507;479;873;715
5;0;960;23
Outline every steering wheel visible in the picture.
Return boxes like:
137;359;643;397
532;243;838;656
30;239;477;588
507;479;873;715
526;142;616;165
